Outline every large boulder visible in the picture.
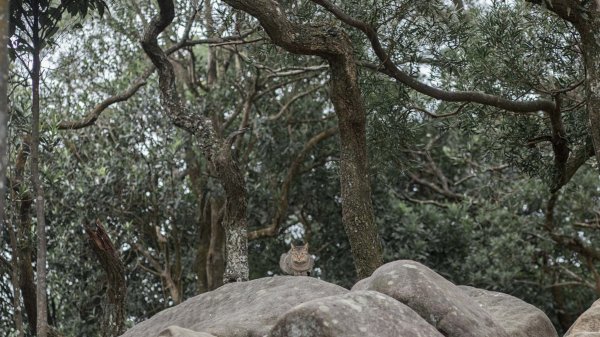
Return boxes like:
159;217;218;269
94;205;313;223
459;286;558;337
120;276;348;337
157;326;216;337
564;299;600;337
121;260;558;337
269;290;444;337
352;260;510;337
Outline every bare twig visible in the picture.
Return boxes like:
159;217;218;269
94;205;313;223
409;102;470;119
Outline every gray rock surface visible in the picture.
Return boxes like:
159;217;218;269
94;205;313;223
459;286;558;337
269;290;444;337
120;276;348;337
120;259;558;337
157;326;216;337
565;299;600;337
352;260;510;337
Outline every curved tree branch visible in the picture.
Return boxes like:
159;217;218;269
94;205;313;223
314;0;586;191
268;84;324;121
312;0;556;113
59;21;256;130
249;126;338;240
58;74;149;130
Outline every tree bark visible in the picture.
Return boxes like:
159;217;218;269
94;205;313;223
8;222;25;337
578;15;600;169
221;0;383;278
207;197;225;290
195;199;211;292
30;6;48;334
141;0;249;283
329;59;383;278
203;0;217;87
12;139;38;335
84;220;126;337
0;0;8;235
187;147;211;293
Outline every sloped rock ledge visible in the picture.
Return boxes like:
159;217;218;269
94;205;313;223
564;298;600;337
120;260;559;337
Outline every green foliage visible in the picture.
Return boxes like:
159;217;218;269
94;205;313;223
9;0;107;55
2;1;600;336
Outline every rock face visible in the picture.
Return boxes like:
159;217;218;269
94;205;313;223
120;259;559;337
120;276;348;337
564;299;600;337
459;286;558;337
269;290;444;337
157;326;216;337
352;260;510;337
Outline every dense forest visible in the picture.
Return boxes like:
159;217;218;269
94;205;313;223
1;0;600;336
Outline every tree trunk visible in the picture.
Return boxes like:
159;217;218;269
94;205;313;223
19;247;37;333
13;140;38;335
31;28;49;337
0;0;8;234
194;188;211;293
578;15;600;169
214;149;249;283
221;0;384;279
8;223;25;337
186;144;212;293
203;0;217;86
84;221;126;337
329;59;383;278
207;197;225;290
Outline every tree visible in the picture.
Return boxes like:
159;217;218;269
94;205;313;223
222;0;384;279
0;0;8;235
8;0;107;335
141;0;250;283
2;1;600;335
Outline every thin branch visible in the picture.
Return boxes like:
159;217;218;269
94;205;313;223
57;74;149;130
525;0;584;27
209;37;265;46
545;191;600;261
268;84;324;121
58;29;258;130
545;281;587;288
573;222;600;230
526;135;553;148
0;254;12;271
135;261;161;277
409;102;470;119
408;172;464;201
133;243;163;274
401;192;449;209
562;139;595;187
249;126;338;240
552;78;585;94
558;264;595;290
